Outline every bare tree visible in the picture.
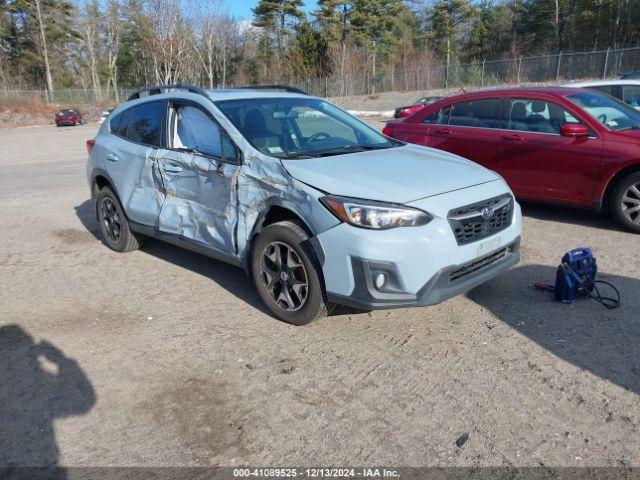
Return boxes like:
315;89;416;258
189;1;237;89
141;0;192;84
81;0;102;100
104;0;121;101
33;0;54;93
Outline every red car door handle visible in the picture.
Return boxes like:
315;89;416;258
434;128;452;135
502;134;525;142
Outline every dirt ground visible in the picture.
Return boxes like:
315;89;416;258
0;122;639;469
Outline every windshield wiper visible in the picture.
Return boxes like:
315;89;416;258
315;143;392;157
274;152;316;159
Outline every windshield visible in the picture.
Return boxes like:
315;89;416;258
215;97;399;158
568;91;640;131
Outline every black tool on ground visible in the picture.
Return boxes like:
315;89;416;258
534;248;620;309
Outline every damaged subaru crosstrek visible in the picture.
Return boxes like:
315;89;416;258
86;84;522;325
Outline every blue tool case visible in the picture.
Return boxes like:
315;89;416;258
554;248;598;303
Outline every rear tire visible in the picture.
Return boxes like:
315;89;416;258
611;172;640;233
251;220;331;325
96;187;144;251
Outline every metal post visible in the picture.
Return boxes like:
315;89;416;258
445;63;449;88
517;56;523;83
603;47;610;78
556;51;562;80
481;59;486;86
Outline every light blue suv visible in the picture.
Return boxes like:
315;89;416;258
86;84;522;324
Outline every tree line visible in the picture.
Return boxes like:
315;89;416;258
0;0;638;95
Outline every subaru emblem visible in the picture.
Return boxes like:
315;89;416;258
481;206;495;219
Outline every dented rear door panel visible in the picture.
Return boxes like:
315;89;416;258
106;136;164;227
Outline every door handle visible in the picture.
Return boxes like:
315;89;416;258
162;164;183;173
434;128;452;135
106;153;119;162
502;134;525;142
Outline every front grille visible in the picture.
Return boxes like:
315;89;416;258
450;244;513;282
448;194;514;245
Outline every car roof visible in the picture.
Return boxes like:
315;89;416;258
562;79;640;87
110;89;320;120
204;89;314;102
430;86;589;103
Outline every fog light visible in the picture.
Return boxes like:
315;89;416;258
374;272;387;289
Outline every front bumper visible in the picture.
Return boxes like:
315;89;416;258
327;238;520;310
315;181;522;310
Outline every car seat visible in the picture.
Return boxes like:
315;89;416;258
547;102;570;133
526;100;555;133
244;109;285;154
509;102;528;131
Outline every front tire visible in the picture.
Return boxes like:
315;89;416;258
611;172;640;233
251;221;330;325
96;187;144;251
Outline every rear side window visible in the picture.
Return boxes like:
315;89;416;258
622;85;640;107
123;102;165;146
109;111;123;133
449;99;501;128
421;106;450;125
424;99;501;128
589;85;615;96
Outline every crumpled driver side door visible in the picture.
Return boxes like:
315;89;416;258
156;102;241;256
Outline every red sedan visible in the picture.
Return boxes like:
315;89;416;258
55;109;83;127
383;87;640;232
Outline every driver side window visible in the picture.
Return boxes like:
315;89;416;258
507;98;580;134
172;105;222;157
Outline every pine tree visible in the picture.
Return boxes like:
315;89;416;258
350;0;405;86
252;0;306;70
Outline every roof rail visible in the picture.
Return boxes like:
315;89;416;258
234;84;309;95
127;84;209;101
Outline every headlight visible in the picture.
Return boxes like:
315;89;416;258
320;195;432;230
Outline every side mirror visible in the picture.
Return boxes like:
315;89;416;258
560;123;589;137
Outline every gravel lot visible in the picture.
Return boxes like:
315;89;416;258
1;122;639;469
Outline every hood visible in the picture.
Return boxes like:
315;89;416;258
280;144;499;204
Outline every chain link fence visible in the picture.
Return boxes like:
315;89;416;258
0;88;134;106
294;46;640;98
2;46;639;105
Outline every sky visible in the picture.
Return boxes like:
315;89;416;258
223;0;319;20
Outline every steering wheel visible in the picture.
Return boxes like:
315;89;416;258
307;132;331;143
597;113;607;124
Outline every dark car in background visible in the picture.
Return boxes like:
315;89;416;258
55;109;83;127
393;96;443;118
383;87;640;233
